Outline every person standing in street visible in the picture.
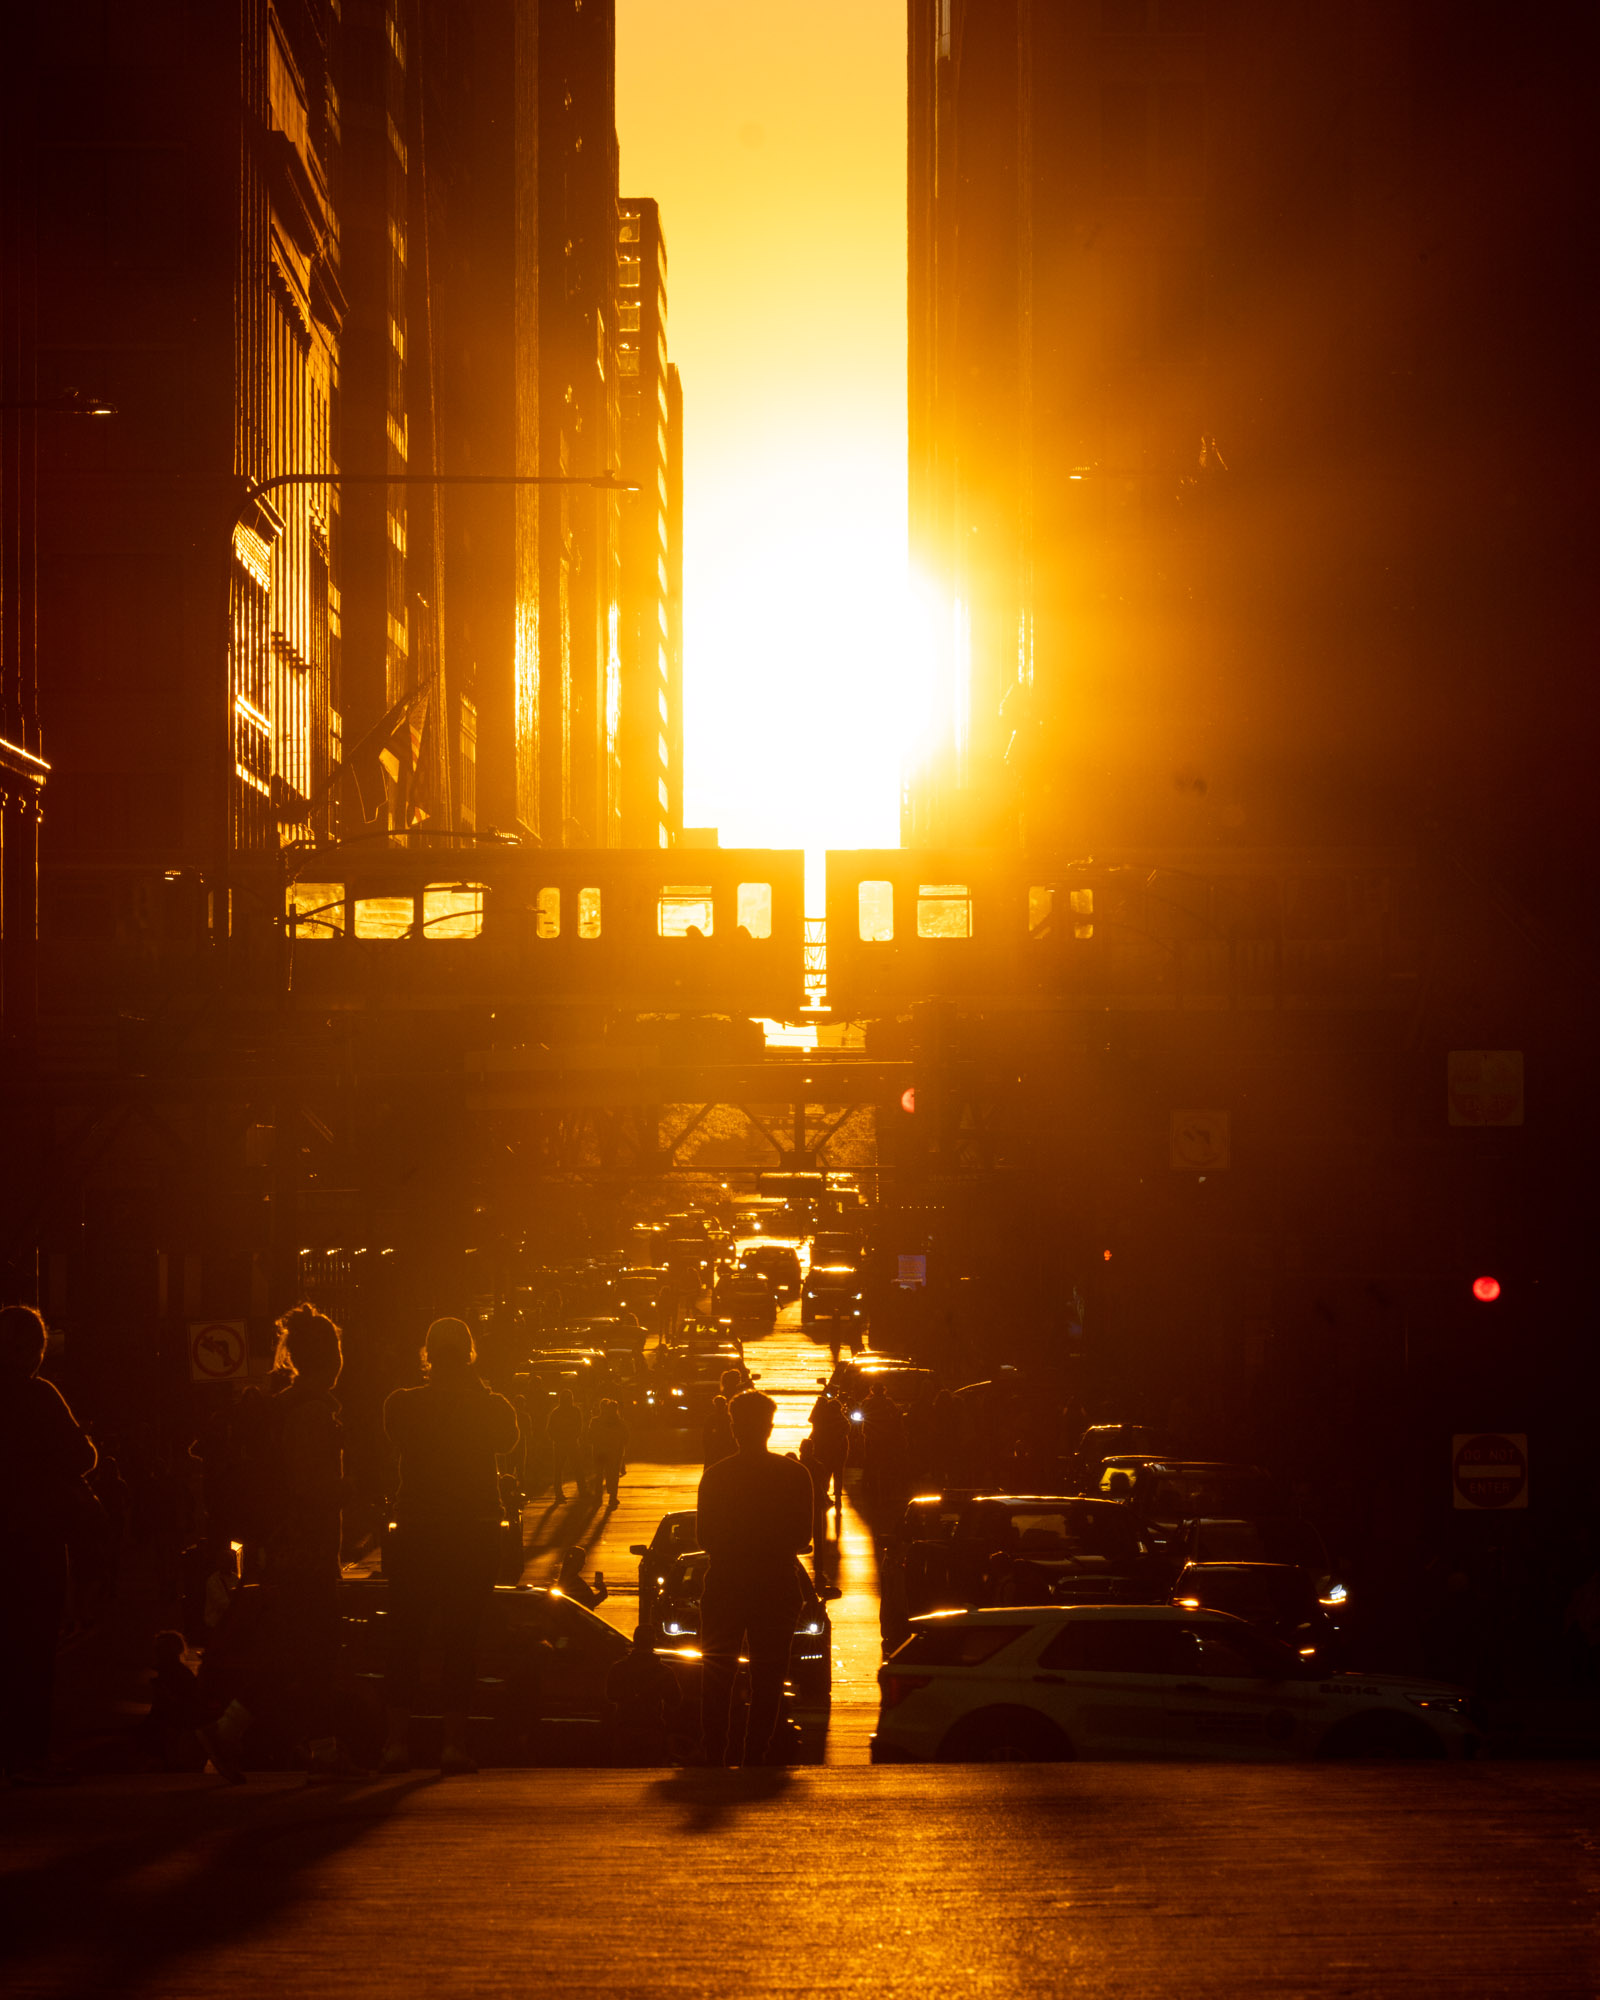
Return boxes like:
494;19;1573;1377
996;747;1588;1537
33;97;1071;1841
806;1387;849;1521
381;1318;519;1774
0;1304;97;1785
544;1388;583;1503
695;1390;813;1768
701;1391;736;1468
587;1397;629;1507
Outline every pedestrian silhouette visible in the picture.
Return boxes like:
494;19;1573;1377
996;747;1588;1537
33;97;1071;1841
694;1390;813;1767
702;1392;735;1467
0;1304;97;1785
557;1545;608;1608
587;1397;629;1506
545;1387;583;1501
381;1317;520;1774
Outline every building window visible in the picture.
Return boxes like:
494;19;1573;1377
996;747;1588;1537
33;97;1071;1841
1070;887;1095;939
618;347;640;376
736;882;772;939
659;825;669;848
1027;886;1055;939
658;731;670;769
619;215;641;243
858;880;894;942
531;887;560;939
658;776;671;811
916;883;972;939
289;882;344;938
659;884;713;937
421;885;485;939
619;257;641;288
658;688;669;723
354;895;415;940
389;315;406;361
618;302;641;332
387;512;406;554
578;887;602;939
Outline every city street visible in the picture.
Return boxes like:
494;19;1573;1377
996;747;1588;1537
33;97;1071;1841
515;1303;887;1761
4;1763;1597;1998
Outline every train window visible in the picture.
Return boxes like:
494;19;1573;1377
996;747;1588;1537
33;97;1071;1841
289;882;344;939
659;885;714;938
1027;886;1054;939
578;887;602;939
535;887;561;940
1070;887;1094;939
421;885;485;940
916;883;972;939
353;895;415;940
858;880;894;942
736;882;772;939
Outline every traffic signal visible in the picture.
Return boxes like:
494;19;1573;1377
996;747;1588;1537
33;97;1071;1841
1471;1275;1502;1303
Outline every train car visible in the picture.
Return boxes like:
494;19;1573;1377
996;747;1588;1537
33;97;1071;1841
277;843;806;1018
824;848;1421;1016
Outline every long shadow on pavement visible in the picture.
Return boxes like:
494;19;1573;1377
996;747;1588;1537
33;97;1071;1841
1;1774;436;1999
648;1765;795;1834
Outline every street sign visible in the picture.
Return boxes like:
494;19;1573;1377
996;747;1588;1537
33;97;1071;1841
188;1319;248;1384
896;1254;927;1287
1171;1110;1229;1171
1447;1050;1523;1126
1452;1432;1528;1510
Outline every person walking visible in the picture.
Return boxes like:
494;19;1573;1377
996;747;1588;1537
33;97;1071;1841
695;1390;813;1767
701;1391;736;1469
0;1304;97;1784
806;1387;849;1520
544;1387;583;1502
587;1397;629;1507
380;1318;520;1775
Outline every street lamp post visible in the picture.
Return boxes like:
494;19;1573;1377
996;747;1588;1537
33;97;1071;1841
218;468;637;935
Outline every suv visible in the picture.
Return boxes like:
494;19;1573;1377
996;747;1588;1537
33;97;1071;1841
871;1605;1475;1764
646;1549;838;1700
1095;1458;1284;1555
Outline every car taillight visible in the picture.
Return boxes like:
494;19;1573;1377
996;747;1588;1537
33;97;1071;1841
880;1673;932;1710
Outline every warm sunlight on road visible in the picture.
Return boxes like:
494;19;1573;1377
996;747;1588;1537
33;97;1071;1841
617;2;912;851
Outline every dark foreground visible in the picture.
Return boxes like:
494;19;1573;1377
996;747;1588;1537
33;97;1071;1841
4;1764;1598;1998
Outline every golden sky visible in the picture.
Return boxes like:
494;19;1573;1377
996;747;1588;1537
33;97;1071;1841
616;0;909;853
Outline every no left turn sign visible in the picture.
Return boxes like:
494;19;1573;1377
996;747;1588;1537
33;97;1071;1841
189;1320;248;1384
1452;1432;1528;1510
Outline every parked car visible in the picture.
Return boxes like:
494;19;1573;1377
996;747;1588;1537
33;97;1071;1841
1179;1516;1349;1609
899;1493;1162;1617
870;1605;1475;1764
645;1549;838;1700
1173;1562;1342;1665
1094;1459;1285;1555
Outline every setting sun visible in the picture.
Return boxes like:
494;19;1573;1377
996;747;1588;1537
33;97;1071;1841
617;1;912;854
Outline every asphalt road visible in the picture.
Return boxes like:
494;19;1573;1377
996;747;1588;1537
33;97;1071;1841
5;1763;1597;1998
516;1304;889;1760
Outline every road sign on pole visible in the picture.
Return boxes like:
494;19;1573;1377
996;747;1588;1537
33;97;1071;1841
188;1319;248;1384
1452;1432;1528;1510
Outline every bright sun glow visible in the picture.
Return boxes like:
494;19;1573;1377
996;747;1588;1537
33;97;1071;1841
617;2;916;858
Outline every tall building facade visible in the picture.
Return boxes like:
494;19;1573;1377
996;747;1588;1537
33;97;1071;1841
616;197;681;849
538;0;624;846
905;0;1592;891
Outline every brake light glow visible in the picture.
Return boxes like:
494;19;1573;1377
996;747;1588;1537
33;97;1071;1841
880;1673;932;1710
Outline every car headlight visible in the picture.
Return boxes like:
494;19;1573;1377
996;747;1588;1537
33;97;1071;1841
1407;1693;1468;1715
803;1621;822;1635
665;1621;682;1635
850;1410;864;1423
1319;1583;1349;1607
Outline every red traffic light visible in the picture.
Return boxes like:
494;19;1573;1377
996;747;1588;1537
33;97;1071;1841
900;1086;916;1114
1471;1275;1502;1303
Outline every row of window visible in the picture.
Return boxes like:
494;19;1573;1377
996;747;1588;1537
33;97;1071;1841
853;882;1094;943
287;880;775;944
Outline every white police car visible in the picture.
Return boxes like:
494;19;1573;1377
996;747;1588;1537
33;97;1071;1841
870;1604;1475;1763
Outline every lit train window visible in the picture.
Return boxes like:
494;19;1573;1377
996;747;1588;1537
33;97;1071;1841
659;885;714;937
1027;886;1054;938
916;883;971;939
736;882;772;939
578;887;602;939
288;882;344;939
353;895;415;940
421;884;485;940
858;880;894;942
1070;887;1094;940
535;887;561;939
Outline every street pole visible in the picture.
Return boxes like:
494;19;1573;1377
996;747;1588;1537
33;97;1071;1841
217;468;638;939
